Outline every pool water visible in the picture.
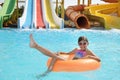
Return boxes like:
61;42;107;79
0;28;120;80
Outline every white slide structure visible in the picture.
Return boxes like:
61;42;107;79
18;0;28;29
50;0;64;29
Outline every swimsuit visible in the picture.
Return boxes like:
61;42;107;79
73;50;86;59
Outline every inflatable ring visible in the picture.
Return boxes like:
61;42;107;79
47;54;100;72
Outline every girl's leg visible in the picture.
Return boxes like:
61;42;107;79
29;34;65;60
36;58;57;78
47;57;57;71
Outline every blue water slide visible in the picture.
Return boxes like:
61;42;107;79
18;0;34;29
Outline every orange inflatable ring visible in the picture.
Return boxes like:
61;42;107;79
47;54;100;72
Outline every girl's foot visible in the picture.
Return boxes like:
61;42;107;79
29;34;37;48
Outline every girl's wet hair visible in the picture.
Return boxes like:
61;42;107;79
78;36;89;43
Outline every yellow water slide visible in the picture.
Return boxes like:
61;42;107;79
43;0;59;29
87;3;120;29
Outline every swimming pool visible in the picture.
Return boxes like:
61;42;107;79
0;28;120;80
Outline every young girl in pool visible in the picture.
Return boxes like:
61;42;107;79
30;34;100;77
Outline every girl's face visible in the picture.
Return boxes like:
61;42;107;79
78;40;88;50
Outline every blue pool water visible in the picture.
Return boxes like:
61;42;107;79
0;28;120;80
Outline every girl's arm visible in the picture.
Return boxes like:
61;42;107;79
86;55;101;62
84;50;101;62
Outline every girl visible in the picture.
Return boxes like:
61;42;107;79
30;34;100;77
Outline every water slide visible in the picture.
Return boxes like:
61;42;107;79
18;0;34;29
19;0;63;29
44;0;63;29
41;0;49;29
49;0;64;29
34;0;45;29
87;3;120;29
0;0;16;28
66;5;90;29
